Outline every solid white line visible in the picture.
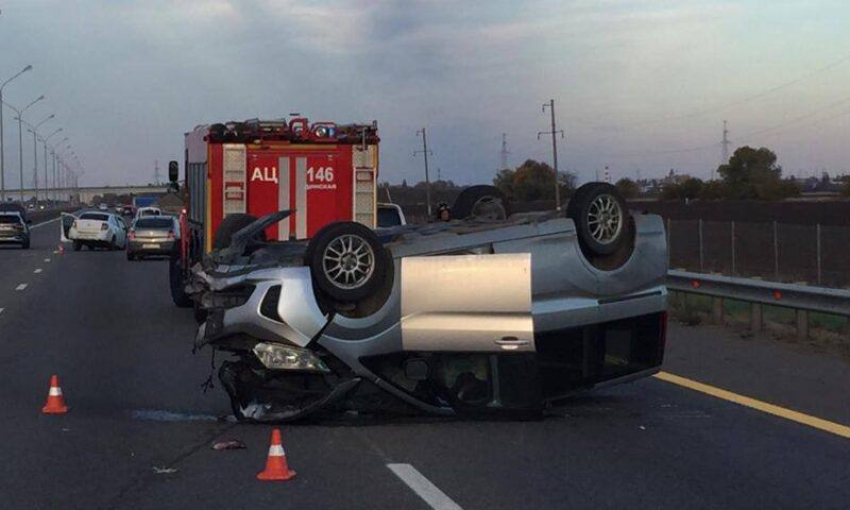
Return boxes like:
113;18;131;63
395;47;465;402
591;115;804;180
30;216;62;229
387;464;463;510
34;268;42;274
15;284;27;291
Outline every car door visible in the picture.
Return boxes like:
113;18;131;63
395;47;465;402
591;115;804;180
60;212;77;242
113;216;127;246
400;253;534;353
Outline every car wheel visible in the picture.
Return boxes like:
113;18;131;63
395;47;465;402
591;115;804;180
450;185;511;221
73;241;82;252
566;182;631;257
21;238;30;250
213;213;265;250
306;221;388;304
110;235;117;251
126;252;134;261
169;247;193;308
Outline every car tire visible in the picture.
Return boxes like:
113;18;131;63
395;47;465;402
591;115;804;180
73;241;82;252
305;221;388;304
126;252;135;261
110;235;117;251
566;182;631;257
450;185;511;221
169;247;193;308
213;213;266;250
21;238;30;250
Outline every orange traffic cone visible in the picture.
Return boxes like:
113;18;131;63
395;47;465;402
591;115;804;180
257;429;296;481
42;374;68;414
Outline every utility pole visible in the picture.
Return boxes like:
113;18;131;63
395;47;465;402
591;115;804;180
414;128;433;217
499;133;510;170
154;159;161;185
719;120;730;181
538;100;564;210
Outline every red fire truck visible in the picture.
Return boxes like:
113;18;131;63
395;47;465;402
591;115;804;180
169;118;380;308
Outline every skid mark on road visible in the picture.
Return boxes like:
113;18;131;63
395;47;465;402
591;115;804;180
388;464;463;510
15;284;27;291
129;409;227;422
655;371;850;439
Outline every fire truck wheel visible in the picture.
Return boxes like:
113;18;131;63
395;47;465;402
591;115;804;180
451;185;511;221
169;248;193;308
213;213;265;250
566;182;632;257
306;222;388;304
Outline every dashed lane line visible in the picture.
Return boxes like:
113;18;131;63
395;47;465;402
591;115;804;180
388;464;463;510
15;284;27;291
655;371;850;439
34;268;42;274
0;308;4;315
44;258;50;262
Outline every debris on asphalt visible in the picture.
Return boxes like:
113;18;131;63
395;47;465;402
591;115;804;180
153;466;178;474
212;439;246;451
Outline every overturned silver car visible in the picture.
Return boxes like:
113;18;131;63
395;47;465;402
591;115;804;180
192;183;668;421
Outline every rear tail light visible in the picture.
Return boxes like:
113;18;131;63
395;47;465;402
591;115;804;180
100;223;108;231
167;230;175;239
128;230;136;240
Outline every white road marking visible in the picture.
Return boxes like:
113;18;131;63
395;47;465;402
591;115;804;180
0;308;4;314
34;268;42;274
15;284;27;291
387;464;463;510
44;258;50;262
29;216;62;229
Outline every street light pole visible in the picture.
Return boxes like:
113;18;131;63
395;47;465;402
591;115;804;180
29;115;55;207
43;127;61;205
10;95;45;204
0;65;32;202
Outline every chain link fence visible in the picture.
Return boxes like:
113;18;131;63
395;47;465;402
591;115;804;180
668;219;850;289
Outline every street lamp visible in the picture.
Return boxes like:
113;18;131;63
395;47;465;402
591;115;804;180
0;64;32;201
9;94;44;204
29;113;54;207
43;128;62;203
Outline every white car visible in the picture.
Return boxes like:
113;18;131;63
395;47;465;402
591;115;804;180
135;206;162;220
63;211;128;251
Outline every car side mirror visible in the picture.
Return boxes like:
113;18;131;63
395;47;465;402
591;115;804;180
168;161;179;183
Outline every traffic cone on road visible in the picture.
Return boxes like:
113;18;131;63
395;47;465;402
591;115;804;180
257;428;296;481
42;375;68;414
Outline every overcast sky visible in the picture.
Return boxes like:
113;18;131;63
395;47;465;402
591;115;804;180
1;0;849;188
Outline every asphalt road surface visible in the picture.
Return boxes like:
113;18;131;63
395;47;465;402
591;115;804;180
0;218;848;509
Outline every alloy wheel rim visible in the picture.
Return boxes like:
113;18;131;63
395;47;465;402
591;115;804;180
322;234;375;290
587;194;623;245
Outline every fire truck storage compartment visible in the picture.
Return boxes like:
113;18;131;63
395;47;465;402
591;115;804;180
185;119;379;252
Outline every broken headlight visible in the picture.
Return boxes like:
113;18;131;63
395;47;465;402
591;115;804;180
252;342;330;373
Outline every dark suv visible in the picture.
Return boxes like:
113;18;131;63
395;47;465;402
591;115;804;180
0;212;31;249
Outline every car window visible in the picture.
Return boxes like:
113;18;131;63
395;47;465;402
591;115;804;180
378;206;402;227
80;213;109;221
0;215;22;224
135;218;173;228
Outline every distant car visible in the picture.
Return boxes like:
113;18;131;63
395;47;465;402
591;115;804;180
377;203;407;227
0;212;31;249
135;206;162;220
98;204;108;211
126;216;179;260
120;205;135;216
64;211;127;251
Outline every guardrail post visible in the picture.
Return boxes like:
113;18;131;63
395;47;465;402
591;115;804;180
712;297;724;324
750;303;763;332
816;223;822;286
698;219;704;272
773;221;779;280
730;221;736;276
796;310;809;340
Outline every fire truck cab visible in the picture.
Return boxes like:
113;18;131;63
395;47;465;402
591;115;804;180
170;118;379;308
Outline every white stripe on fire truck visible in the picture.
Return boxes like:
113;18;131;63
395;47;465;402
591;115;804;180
295;157;307;239
278;156;290;240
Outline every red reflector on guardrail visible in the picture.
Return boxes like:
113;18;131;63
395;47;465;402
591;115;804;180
691;280;701;289
773;290;782;300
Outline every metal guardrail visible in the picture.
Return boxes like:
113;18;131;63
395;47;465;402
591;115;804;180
667;270;850;338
